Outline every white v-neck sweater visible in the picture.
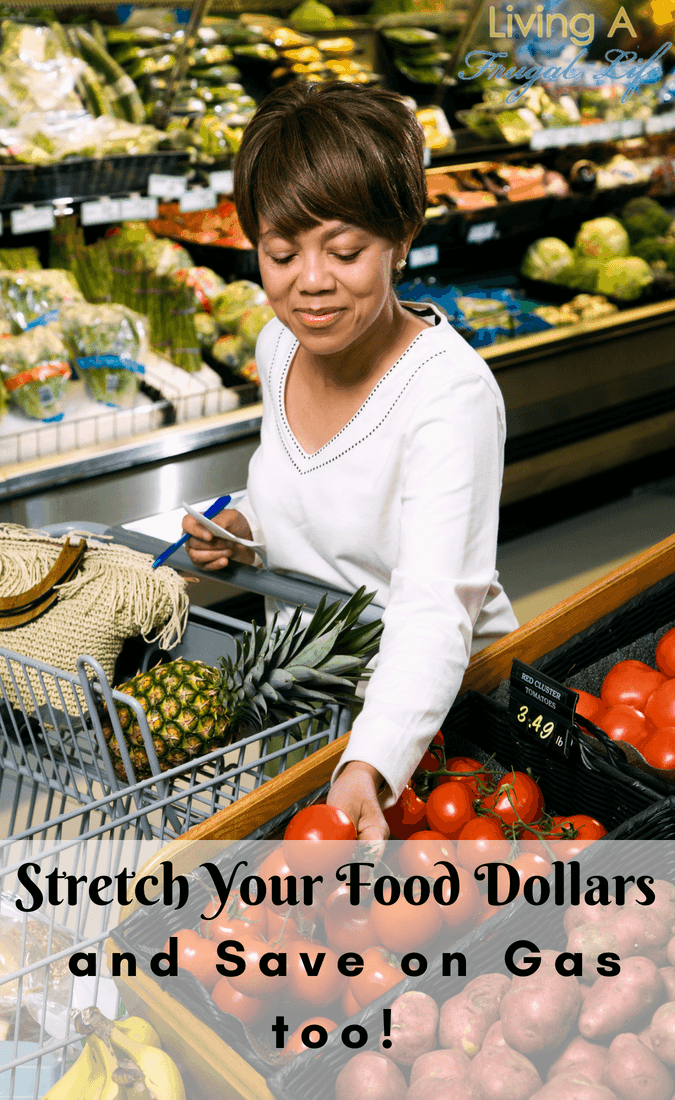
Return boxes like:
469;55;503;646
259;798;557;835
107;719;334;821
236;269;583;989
236;304;518;805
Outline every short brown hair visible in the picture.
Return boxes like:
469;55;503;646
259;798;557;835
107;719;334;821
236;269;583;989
234;82;427;247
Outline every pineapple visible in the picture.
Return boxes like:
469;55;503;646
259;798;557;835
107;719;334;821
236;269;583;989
103;586;383;780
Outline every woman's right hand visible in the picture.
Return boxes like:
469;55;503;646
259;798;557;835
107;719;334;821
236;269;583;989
182;508;256;570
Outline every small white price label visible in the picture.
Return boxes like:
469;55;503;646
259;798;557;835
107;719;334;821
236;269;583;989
11;205;55;235
467;220;498;245
408;244;439;269
179;188;217;213
80;198;122;227
646;111;675;135
147;173;187;199
423;147;432;167
119;195;158;221
209;169;234;194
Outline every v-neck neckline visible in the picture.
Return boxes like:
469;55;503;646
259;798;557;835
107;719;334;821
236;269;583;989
278;304;441;459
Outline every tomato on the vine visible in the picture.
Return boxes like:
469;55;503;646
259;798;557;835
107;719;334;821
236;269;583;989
656;627;675;678
480;771;543;828
441;757;490;797
211;976;273;1026
455;816;511;873
200;894;268;941
287;940;345;1006
417;731;445;773
398;834;456;879
323;886;380;955
226;934;288;998
522;814;607;862
492;853;552;900
600;660;667;711
286;1018;338;1055
370;890;442;954
641;727;675;770
646;680;675;729
383;785;427;839
425;782;476;839
437;864;480;928
350;947;403;1008
283;805;357;877
165;929;220;991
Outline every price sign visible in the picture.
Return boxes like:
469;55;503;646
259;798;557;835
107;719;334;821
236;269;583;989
11;205;55;235
423;147;432;167
508;659;579;758
119;195;158;221
646;112;675;135
80;198;122;227
148;174;187;199
467;220;498;245
179;188;217;213
408;244;439;269
209;169;234;194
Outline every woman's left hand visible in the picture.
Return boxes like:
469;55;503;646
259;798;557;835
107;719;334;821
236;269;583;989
327;761;390;842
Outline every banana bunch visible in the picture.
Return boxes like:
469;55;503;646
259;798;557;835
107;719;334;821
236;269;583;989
43;1010;186;1100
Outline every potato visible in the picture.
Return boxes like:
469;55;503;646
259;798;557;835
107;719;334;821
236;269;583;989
483;1022;507;1049
659;968;675;1001
380;991;439;1065
567;924;624;972
335;1051;407;1100
626;881;675;928
638;1026;655;1051
579;957;665;1039
667;937;675;968
500;950;581;1054
603;1033;673;1100
468;1045;541;1100
564;897;618;936
439;974;511;1056
605;909;671;962
530;1073;617;1100
410;1049;471;1085
407;1079;473;1100
548;1036;608;1084
648;1002;675;1063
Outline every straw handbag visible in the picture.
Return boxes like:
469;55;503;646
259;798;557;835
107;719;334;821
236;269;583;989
0;524;189;714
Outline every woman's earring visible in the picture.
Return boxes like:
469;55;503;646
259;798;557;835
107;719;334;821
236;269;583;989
396;258;407;271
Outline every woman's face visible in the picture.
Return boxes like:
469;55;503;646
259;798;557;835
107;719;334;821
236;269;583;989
257;217;406;355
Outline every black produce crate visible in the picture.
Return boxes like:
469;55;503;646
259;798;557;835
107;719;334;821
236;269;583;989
268;819;675;1100
0;150;189;206
444;691;661;831
163;235;261;281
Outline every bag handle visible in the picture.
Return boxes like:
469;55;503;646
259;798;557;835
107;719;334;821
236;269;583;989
0;537;86;629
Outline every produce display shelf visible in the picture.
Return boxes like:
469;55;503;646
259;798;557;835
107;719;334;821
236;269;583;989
0;151;190;209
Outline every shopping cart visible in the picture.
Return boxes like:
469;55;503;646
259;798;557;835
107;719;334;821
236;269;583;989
0;521;377;840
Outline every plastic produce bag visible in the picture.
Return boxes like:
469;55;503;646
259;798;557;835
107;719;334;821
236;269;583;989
0;325;71;420
60;302;147;407
173;266;227;312
0;269;82;331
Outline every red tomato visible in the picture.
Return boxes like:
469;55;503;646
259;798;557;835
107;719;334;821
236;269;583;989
425;782;476;839
341;984;361;1017
443;757;490;797
283;806;357;878
573;689;605;725
527;814;607;862
226;934;288;998
599;704;650;749
640;727;675;770
266;912;302;947
475;893;495;926
286;1018;338;1055
383;785;427;839
493;853;552;900
398;834;456;879
323;887;380;955
480;771;544;828
417;731;445;773
351;947;403;1008
646;680;675;729
286;939;345;1006
200;895;268;941
165;929;220;991
257;848;302;935
437;864;481;928
600;660;667;711
656;628;675;678
370;890;442;954
455;816;511;873
211;976;272;1026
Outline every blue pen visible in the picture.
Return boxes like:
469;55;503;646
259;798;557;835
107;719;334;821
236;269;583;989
152;494;232;570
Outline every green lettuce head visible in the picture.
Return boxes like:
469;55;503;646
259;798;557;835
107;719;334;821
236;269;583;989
520;237;574;284
574;217;629;261
596;257;653;301
560;256;602;292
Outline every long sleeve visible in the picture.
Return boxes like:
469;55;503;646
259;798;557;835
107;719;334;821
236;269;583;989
332;371;506;805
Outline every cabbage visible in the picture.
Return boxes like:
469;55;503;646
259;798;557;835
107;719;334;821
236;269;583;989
520;237;574;283
213;280;266;332
560;256;602;292
574;218;629;261
596;257;653;301
238;304;276;350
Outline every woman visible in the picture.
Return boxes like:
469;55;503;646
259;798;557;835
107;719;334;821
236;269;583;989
183;82;518;840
